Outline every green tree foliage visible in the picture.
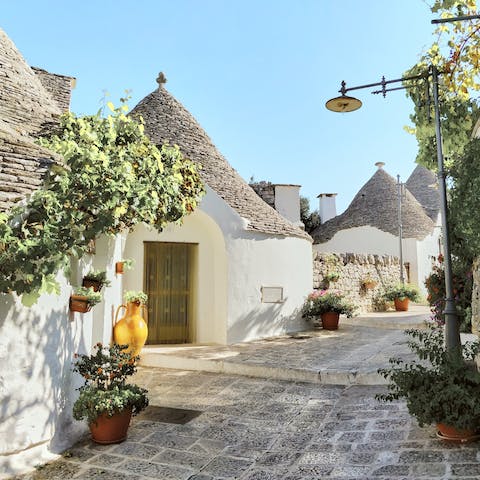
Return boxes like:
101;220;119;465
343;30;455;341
405;0;480;168
449;139;480;257
300;196;320;234
0;102;204;299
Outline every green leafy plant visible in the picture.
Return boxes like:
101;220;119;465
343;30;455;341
324;272;340;283
301;289;355;318
124;290;148;305
72;286;102;306
383;283;420;302
424;254;472;331
83;269;111;287
73;343;148;425
377;327;480;430
119;259;134;271
0;99;204;301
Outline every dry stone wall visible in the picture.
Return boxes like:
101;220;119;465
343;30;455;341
313;252;405;313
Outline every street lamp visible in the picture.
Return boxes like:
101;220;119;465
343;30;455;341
326;65;461;351
397;175;405;285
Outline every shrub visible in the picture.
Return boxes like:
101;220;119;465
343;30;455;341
73;343;148;425
377;328;480;430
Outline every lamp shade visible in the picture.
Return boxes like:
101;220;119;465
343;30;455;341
325;95;362;112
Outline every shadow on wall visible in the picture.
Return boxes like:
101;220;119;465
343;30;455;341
0;285;89;473
227;300;307;344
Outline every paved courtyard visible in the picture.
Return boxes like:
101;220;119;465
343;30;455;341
13;366;480;480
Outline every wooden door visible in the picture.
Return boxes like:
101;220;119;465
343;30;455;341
144;242;194;344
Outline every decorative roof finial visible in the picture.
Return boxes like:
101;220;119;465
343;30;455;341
375;162;385;169
156;72;167;89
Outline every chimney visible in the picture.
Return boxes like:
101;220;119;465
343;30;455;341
273;184;303;227
32;67;76;112
317;193;337;224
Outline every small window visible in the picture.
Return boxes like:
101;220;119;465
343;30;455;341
261;286;284;303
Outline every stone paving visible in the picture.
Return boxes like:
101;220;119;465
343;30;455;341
13;367;480;480
11;307;480;479
140;307;432;385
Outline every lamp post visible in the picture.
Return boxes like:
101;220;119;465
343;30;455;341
397;175;405;285
326;66;461;351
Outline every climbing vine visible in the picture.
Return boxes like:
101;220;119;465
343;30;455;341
0;101;204;301
405;0;480;169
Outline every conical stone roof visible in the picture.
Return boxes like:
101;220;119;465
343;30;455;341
0;28;65;212
312;167;435;243
0;28;61;135
130;76;310;240
405;165;440;221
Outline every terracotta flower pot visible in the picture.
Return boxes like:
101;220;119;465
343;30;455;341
82;279;103;292
70;295;92;313
321;311;340;330
89;409;132;444
394;297;409;311
115;262;125;274
437;423;479;442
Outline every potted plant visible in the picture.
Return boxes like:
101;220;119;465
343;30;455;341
301;289;355;330
383;283;420;311
70;286;102;313
115;258;134;274
82;269;111;292
377;327;480;442
113;291;149;357
361;274;378;290
73;342;148;444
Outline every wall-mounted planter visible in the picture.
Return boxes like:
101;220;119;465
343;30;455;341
115;262;125;274
70;295;92;313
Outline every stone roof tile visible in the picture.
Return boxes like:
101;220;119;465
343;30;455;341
405;165;440;221
312;167;435;243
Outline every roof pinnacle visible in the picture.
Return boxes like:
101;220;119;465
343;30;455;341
156;72;167;89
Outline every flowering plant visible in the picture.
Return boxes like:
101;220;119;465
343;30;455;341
301;289;355;318
72;343;148;425
424;254;472;330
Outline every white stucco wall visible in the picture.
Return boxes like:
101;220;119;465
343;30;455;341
414;227;442;296
314;226;401;257
203;188;312;344
225;234;312;343
0;242;118;476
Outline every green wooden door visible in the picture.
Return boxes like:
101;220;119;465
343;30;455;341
144;242;194;344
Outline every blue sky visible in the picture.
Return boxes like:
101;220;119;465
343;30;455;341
2;0;435;214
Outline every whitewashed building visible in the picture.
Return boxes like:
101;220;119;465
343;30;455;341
312;163;441;294
127;74;313;345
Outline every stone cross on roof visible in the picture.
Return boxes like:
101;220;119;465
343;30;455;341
156;72;167;89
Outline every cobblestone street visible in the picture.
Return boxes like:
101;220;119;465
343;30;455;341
13;367;480;480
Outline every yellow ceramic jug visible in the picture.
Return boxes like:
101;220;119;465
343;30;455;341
113;302;148;357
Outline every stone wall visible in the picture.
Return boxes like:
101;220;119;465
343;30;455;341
313;252;405;313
